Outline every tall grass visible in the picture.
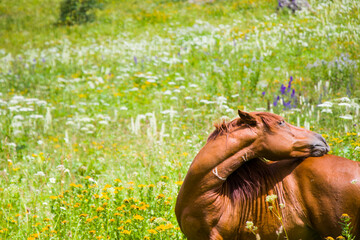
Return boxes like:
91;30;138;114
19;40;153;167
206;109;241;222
0;0;359;239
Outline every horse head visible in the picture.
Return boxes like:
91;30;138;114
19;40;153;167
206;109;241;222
236;110;330;160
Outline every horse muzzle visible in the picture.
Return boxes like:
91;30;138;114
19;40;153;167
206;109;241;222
310;134;330;157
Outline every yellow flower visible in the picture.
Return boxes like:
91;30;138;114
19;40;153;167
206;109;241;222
175;181;183;186
114;179;122;182
161;176;169;180
340;213;350;220
79;213;88;217
325;237;335;240
89;230;96;234
110;219;115;222
147;229;157;234
336;237;345;240
116;205;126;211
96;207;105;212
133;215;144;221
121;230;131;235
156;194;165;199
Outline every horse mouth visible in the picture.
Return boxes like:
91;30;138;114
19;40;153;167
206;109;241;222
310;143;330;157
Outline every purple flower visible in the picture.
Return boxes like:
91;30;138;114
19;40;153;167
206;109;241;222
280;84;286;94
291;89;295;98
134;56;138;65
273;96;280;106
283;100;292;109
287;76;293;92
262;91;266;96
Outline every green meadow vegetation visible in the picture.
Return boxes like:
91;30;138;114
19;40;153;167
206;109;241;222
0;0;359;239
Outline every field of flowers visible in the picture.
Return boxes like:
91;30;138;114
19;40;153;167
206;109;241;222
0;0;359;239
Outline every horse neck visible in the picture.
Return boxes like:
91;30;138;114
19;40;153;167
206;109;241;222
183;133;255;192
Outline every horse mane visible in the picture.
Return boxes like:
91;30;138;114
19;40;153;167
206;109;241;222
207;112;282;142
220;158;280;203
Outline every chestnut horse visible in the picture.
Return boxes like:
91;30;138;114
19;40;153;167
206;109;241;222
176;110;360;240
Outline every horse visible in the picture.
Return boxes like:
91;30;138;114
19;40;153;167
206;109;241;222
175;110;360;240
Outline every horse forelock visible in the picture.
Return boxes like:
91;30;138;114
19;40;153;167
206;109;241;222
254;112;283;131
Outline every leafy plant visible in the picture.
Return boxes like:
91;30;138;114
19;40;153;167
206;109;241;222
58;0;104;25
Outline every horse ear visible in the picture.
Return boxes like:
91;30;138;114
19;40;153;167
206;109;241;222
238;110;257;126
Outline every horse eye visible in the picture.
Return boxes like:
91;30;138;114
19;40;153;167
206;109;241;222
278;120;285;126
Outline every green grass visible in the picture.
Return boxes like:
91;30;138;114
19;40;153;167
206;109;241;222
0;0;360;239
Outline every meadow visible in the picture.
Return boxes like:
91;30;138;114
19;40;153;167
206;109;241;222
0;0;359;239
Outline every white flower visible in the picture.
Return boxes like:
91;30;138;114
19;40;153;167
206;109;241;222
317;101;333;108
321;108;332;113
339;115;353;120
266;194;278;203
120;106;128;110
49;178;56;183
338;103;351;107
35;171;45;177
98;120;109;125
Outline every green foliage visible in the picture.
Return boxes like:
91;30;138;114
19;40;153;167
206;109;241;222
340;214;356;240
58;0;103;25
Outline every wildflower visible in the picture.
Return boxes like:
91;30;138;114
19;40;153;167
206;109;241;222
156;194;165;199
336;237;345;240
121;230;131;235
110;219;115;222
161;176;169;180
175;181;183;186
89;230;96;234
147;229;157;234
79;213;88;217
133;215;144;221
340;213;350;220
114;179;122;182
265;194;278;203
96;207;105;212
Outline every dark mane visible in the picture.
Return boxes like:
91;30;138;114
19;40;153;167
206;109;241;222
207;118;242;142
221;159;277;202
207;112;283;142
